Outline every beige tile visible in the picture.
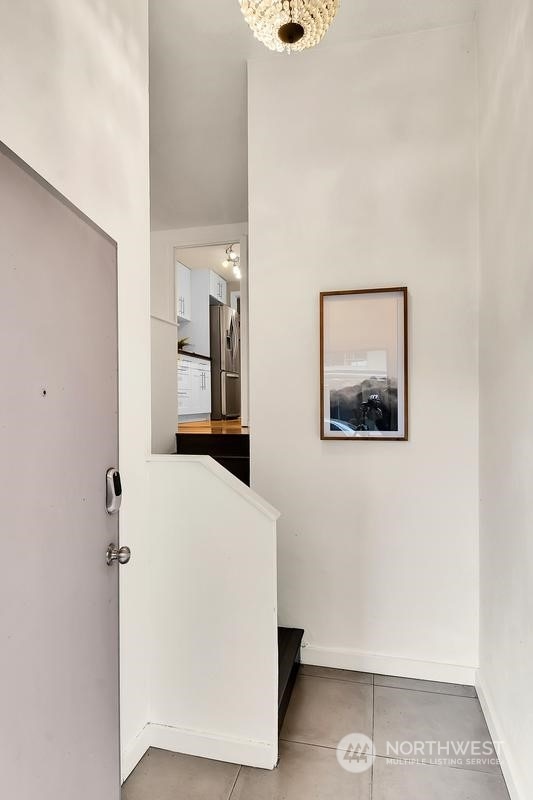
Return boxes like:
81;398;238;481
281;675;373;749
372;756;510;800
122;747;240;800
231;740;371;800
300;664;373;685
374;687;500;774
374;674;476;698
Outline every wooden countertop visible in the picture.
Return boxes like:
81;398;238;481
177;419;248;436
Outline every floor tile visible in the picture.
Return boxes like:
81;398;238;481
374;686;500;774
122;747;240;800
372;755;510;800
300;664;373;685
281;675;373;749
374;673;476;698
230;740;371;800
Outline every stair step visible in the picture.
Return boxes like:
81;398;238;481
176;432;250;458
278;626;304;731
211;455;250;486
176;433;250;486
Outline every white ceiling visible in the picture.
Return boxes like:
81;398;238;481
175;242;241;280
149;0;478;231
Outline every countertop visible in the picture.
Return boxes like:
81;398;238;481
178;349;211;362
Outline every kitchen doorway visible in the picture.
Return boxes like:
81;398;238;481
174;239;249;435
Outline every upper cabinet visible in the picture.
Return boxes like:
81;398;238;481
176;268;229;358
176;262;192;321
209;270;227;305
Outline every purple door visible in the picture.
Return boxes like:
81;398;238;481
0;143;121;799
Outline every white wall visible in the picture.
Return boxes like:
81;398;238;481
476;2;533;798
144;456;279;769
0;0;151;771
248;24;479;683
151;316;179;455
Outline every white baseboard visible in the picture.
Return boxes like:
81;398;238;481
122;721;277;780
148;723;277;770
301;644;477;685
476;675;525;800
121;724;151;783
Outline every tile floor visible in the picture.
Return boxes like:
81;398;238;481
122;666;511;800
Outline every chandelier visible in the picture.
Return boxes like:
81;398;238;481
239;0;340;54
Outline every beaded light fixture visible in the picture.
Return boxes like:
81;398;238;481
239;0;340;53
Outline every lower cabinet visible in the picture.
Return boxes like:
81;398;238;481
178;355;211;416
177;357;192;415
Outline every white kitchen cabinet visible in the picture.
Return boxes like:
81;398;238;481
177;355;193;415
178;355;211;416
190;360;212;414
209;270;227;305
176;262;192;320
184;270;228;359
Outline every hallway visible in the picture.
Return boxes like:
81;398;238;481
123;666;509;800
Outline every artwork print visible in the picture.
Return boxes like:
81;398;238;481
320;288;408;440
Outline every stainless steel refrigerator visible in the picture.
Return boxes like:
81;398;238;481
210;304;241;419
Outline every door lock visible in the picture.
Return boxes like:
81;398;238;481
106;544;131;566
106;468;122;514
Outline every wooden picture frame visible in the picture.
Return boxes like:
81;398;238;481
320;287;408;441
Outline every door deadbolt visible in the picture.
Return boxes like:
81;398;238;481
106;468;122;515
106;544;131;566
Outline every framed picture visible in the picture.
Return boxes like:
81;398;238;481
320;287;408;440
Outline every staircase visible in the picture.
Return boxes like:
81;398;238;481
168;447;302;737
176;431;250;486
278;627;304;730
145;454;280;770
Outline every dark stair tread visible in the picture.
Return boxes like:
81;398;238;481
176;432;250;458
278;627;304;731
175;432;250;486
212;455;250;486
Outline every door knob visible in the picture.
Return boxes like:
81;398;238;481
106;544;131;566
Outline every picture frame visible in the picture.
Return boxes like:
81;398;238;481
320;287;408;441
